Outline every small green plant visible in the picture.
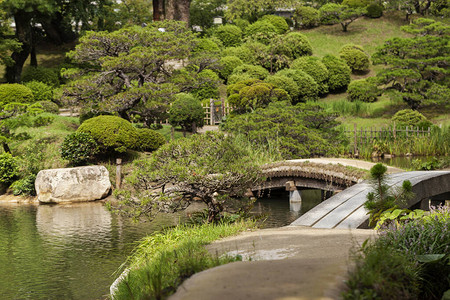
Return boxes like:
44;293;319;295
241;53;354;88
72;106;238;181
168;93;205;135
31;114;54;127
339;44;370;73
364;163;414;227
366;3;383;18
293;5;320;28
219;56;244;80
244;20;277;43
24;81;54;102
322;55;351;92
10;174;37;196
347;79;380;102
213;24;243;47
36;101;59;114
392;109;433;129
0;84;34;105
260;14;289;34
134;128;166;152
0;153;19;185
21;66;60;87
61;132;99;166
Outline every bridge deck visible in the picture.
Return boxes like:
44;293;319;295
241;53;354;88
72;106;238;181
291;171;450;229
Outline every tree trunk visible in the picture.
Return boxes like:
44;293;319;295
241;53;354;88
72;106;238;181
30;46;37;67
1;142;11;154
341;22;348;32
153;0;164;21
165;0;176;19
177;0;191;25
5;12;32;83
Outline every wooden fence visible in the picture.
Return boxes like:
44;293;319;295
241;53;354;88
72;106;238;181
202;99;233;125
345;123;431;154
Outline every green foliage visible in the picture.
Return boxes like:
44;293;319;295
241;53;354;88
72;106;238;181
0;84;34;105
230;64;269;81
193;38;220;53
319;3;365;32
244;20;277;44
168;93;205;132
115;132;263;222
191;69;220;100
280;32;313;58
322;55;351;92
374;207;425;230
227;79;290;111
401;18;450;37
339;44;370;73
214;24;243;47
219;56;243;80
342;0;370;8
347;79;380;102
36;101;59;114
77;115;139;153
392;109;433;129
31;114;54;127
10;174;36;196
364;163;414;227
233;18;250;31
23;81;54;102
223;101;345;159
135;128;166;152
293;5;320;29
276;69;319;102
412;156;450;170
60;132;99;166
0;153;19;185
291;56;329;95
319;3;342;25
21;66;60;87
190;0;226;30
260;14;289;34
366;3;383;18
264;75;299;102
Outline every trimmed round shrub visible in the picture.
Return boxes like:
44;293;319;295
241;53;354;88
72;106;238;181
319;3;342;25
291;56;329;95
0;153;19;185
339;44;370;73
222;46;255;64
231;64;269;80
135;128;166;152
24;81;53;102
0;83;34;105
347;79;380;102
244;20;277;44
77;115;139;153
214;24;242;47
228;74;253;85
219;56;244;80
191;69;220;100
294;6;320;28
342;0;370;8
276;69;319;102
193;38;220;53
260;15;289;34
366;3;383;18
322;55;351;92
392;109;433;128
168;93;205;132
264;74;300;102
233;18;250;31
280;32;313;58
21;66;60;87
37;100;59;114
61;132;99;165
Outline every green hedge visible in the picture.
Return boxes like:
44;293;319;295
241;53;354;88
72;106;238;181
0;83;34;105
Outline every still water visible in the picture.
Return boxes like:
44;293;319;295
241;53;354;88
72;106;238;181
0;190;323;299
0;202;180;300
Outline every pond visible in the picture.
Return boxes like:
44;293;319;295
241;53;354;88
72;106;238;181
0;202;180;300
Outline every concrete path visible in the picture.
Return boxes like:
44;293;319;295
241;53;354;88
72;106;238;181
288;158;403;174
169;227;375;300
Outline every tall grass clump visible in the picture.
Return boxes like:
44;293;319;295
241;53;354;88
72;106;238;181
113;221;256;300
325;99;373;117
344;205;450;300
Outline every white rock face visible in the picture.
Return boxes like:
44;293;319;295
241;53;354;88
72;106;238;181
35;166;111;203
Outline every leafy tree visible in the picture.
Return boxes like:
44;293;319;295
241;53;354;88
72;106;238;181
384;0;440;20
225;0;295;22
260;14;289;34
213;24;243;47
319;3;366;32
223;101;346;158
322;54;351;92
190;0;226;30
293;5;320;29
373;19;449;109
168;93;205;135
63;21;217;126
244;20;278;44
115;132;263;222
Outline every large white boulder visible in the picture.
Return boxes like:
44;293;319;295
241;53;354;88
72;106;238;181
35;166;111;203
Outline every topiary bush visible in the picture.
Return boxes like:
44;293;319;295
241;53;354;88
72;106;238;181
32;114;55;127
60;132;100;165
366;3;383;18
191;69;220;100
280;32;313;59
0;153;19;185
244;20;277;44
264;74;300;102
77;115;139;153
134;128;166;152
347;79;380;102
339;44;370;73
342;0;370;8
192;38;220;53
24;80;54;102
213;24;242;47
291;56;329;95
0;83;34;105
322;55;351;92
169;93;205;133
221;46;255;64
392;109;433;128
219;56;244;80
276;69;319;102
260;15;289;34
231;64;269;81
319;3;342;25
21;66;60;87
293;6;320;28
37;100;59;114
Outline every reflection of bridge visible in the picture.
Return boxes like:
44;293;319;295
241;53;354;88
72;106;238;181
291;171;450;229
